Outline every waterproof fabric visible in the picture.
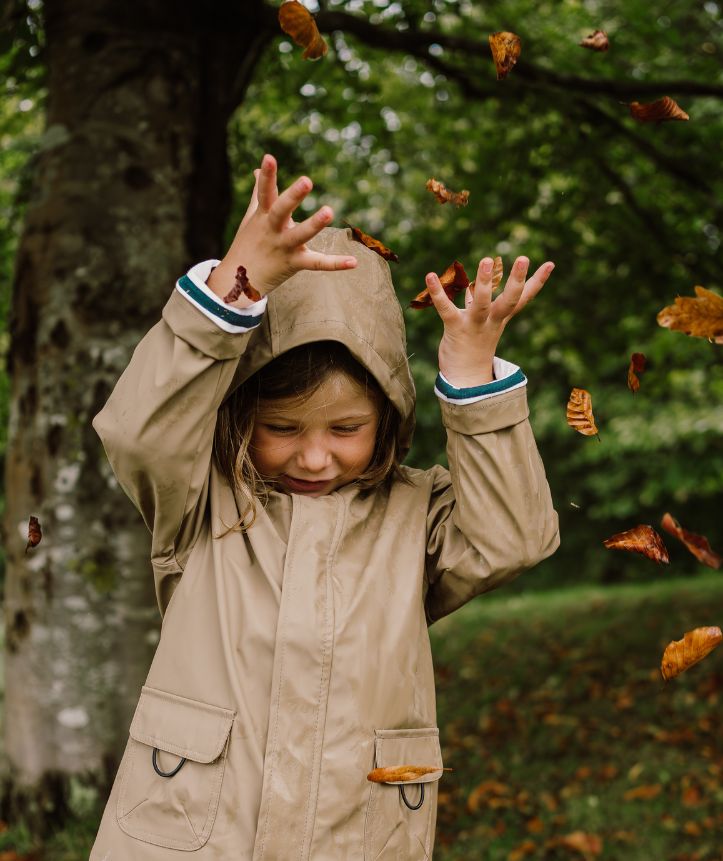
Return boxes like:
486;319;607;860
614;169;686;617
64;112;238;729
90;228;559;860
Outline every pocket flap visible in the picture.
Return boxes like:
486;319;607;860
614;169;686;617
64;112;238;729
129;686;235;763
373;727;444;784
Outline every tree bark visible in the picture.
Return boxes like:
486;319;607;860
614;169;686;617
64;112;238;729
1;0;272;827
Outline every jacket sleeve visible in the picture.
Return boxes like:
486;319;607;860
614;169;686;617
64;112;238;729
92;288;260;611
424;386;560;625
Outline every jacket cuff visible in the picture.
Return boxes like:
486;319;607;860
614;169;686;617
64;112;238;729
440;385;529;434
175;259;267;333
435;357;526;404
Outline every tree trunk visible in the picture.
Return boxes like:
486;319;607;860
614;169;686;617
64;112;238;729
1;0;272;829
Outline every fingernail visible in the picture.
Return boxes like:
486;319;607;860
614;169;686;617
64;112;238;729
299;176;312;191
482;258;493;274
346;257;357;267
546;262;555;273
516;257;529;272
319;206;332;221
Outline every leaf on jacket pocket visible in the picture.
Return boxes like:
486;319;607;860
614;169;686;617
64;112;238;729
602;524;669;564
367;765;452;783
566;388;599;438
661;627;723;680
660;513;722;569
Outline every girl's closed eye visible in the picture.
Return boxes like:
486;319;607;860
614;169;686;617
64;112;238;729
332;424;363;434
264;423;299;435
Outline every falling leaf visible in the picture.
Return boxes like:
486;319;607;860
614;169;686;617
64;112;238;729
278;0;328;60
345;222;399;262
660;513;722;569
425;178;470;207
656;286;723;343
25;516;41;553
548;831;603;856
623;783;662;801
223;264;261;304
580;30;609;51
566;388;599;438
603;525;669;564
489;31;522;80
367;764;452;783
410;260;470;309
661;626;723;680
629;96;689;122
627;352;646;393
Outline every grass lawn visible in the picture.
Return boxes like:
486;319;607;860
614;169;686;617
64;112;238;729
1;575;721;860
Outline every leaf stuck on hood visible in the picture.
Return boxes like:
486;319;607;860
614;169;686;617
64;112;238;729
410;260;470;309
661;626;723;680
627;352;646;392
656;286;723;343
425;178;470;207
278;0;328;60
489;31;522;79
345;222;399;262
580;30;609;51
660;513;722;569
566;388;599;438
629;96;689;122
603;524;669;564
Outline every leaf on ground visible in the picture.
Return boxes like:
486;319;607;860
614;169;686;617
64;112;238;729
410;260;470;309
489;31;521;79
623;783;663;801
580;30;609;51
661;626;723;681
467;779;512;813
629;96;689;122
660;513;722;569
603;524;669;564
25;515;42;553
278;0;328;60
508;839;537;860
627;352;646;392
345;222;399;262
657;286;723;343
547;831;603;856
425;177;470;207
566;388;599;437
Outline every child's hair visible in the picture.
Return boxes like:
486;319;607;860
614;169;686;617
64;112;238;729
213;341;406;532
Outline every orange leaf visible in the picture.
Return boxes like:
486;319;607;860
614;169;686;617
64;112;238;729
345;222;399;262
661;626;723;681
566;388;599;437
278;0;328;60
660;513;722;569
223;264;261;304
425;177;470;207
489;31;521;80
657;286;723;343
623;783;662;801
410;260;470;309
25;515;42;553
366;764;452;783
627;352;646;393
629;96;689;122
550;831;603;856
603;524;669;564
579;30;609;51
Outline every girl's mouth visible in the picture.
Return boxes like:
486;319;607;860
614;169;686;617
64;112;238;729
281;475;334;494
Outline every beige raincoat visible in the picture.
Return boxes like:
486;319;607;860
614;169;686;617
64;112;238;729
90;228;559;860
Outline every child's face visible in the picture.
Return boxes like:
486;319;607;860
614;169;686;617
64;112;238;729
250;372;381;497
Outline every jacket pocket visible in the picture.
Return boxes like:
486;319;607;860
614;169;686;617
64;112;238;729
363;727;444;861
116;685;235;851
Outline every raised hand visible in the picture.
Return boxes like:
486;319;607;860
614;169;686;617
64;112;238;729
425;255;555;387
207;154;357;307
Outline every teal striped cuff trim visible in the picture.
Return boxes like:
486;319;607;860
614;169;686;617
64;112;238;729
177;274;263;328
435;368;526;399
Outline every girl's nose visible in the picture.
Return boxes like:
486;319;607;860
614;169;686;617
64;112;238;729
296;436;332;473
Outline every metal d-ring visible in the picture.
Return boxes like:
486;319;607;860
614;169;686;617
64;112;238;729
399;783;425;810
152;747;187;778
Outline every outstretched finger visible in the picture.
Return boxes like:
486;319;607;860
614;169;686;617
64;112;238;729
467;257;494;321
281;205;334;249
490;256;529;322
426;272;459;325
240;169;261;230
256;154;279;213
269;175;313;231
294;250;358;272
513;261;555;314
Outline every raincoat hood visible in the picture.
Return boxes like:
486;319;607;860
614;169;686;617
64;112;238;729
225;226;416;454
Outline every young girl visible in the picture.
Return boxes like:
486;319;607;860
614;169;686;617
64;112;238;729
90;154;559;861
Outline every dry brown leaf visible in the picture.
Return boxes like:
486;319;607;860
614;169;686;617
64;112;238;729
425;177;470;207
661;626;723;681
656;286;723;343
623;783;662;801
489;31;522;80
627;352;646;393
345;222;399;262
580;30;609;51
566;388;599;437
660;513;722;569
603;524;669;564
25;515;41;553
629;96;689;122
367;764;451;783
548;831;603;856
278;0;328;60
410;260;470;309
